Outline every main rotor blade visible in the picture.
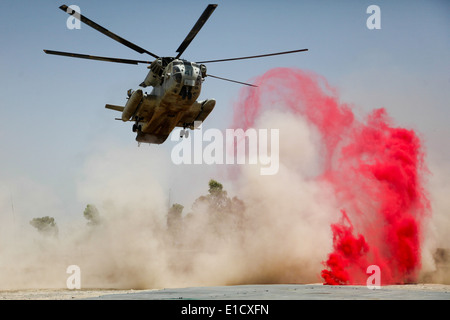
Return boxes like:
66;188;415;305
197;48;308;64
44;50;152;65
175;4;218;59
59;4;160;59
207;74;257;87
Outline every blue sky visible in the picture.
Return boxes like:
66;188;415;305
0;0;449;226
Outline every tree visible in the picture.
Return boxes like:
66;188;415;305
167;203;184;230
29;216;58;237
192;179;245;232
208;179;224;195
193;180;229;213
83;204;102;226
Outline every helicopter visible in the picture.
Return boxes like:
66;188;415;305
44;4;308;144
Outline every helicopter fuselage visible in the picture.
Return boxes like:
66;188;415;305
106;58;215;144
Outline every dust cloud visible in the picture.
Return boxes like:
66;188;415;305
0;68;448;290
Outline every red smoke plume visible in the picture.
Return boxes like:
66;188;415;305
232;68;430;285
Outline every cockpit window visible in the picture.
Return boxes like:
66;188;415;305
184;64;193;76
173;66;181;73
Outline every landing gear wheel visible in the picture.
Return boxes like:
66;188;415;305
132;124;142;133
180;129;185;138
185;130;189;138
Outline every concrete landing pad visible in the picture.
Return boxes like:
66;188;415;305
90;284;449;300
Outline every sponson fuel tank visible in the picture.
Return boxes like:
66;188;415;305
122;89;143;121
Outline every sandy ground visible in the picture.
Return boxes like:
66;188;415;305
0;288;148;300
1;283;449;300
